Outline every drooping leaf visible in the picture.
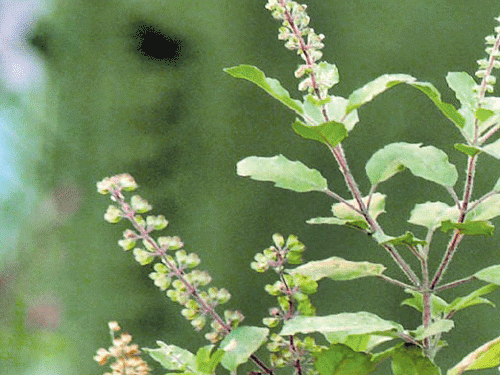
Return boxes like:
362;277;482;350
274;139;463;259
314;344;377;375
401;289;449;319
447;284;498;313
440;220;495;236
145;341;196;372
365;142;458;187
408;80;465;129
292;119;348;147
219;326;269;373
290;256;385;281
346;74;416;114
331;193;386;222
195;346;225;374
306;216;370;230
325;332;394;352
237;154;327;192
454;143;482;157
475;265;500;286
466;194;500;221
482;137;500;159
447;335;500;375
413;319;454;341
408;202;460;230
446;72;478;112
326;95;359;131
391;345;441;375
224;65;303;114
381;232;427;247
280;312;403;340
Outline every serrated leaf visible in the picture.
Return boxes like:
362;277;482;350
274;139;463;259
219;326;269;372
290;256;385;281
292;119;348;147
466;194;500;221
447;335;500;375
454;143;482;157
314;344;377;375
237;154;327;192
482;137;500;159
366;142;458;187
413;319;454;341
224;65;303;115
408;81;465;129
195;346;224;374
346;74;416;114
392;345;441;375
401;290;449;319
381;231;427;247
280;312;403;339
145;341;196;372
440;220;495;236
475;265;500;285
408;202;460;230
447;284;498;313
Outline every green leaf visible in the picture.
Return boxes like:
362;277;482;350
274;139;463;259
292;119;348;147
475;108;495;121
447;335;500;375
365;142;458;187
195;346;225;374
447;284;498;313
466;194;500;221
475;265;500;285
219;326;269;372
332;193;386;221
446;72;478;112
280;312;403;340
401;290;449;319
495;177;500;192
306;217;370;230
224;65;303;114
346;74;416;114
392;345;441;375
482;137;500;159
408;80;465;129
237;154;327;192
408;202;460;230
290;256;386;281
314;344;377;375
454;143;482;157
326;96;359;131
145;341;196;372
413;319;454;341
440;220;495;236
325;332;394;352
381;231;427;247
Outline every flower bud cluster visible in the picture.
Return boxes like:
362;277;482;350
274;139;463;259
265;0;336;99
98;174;243;344
94;321;150;375
251;233;305;273
475;16;500;96
267;333;323;372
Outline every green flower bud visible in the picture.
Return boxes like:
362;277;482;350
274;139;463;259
118;238;136;251
191;316;206;331
158;236;184;250
272;233;285;248
132;248;154;265
104;205;122;223
130;195;152;213
263;317;280;328
146;215;168;230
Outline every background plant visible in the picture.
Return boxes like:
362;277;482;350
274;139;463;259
94;1;500;374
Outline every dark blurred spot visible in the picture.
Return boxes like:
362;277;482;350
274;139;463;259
27;21;51;57
133;22;186;65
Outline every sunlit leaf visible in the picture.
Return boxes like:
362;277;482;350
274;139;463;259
280;312;403;339
314;344;377;375
290;256;386;281
306;216;370;230
440;220;494;236
408;202;460;230
365;142;458;187
195;346;225;374
219;326;269;373
346;74;415;114
475;265;500;286
401;289;449;319
447;284;498;313
454;143;482;157
326;96;359;131
331;193;386;221
482;138;500;159
392;345;441;375
447;335;500;375
446;72;478;112
413;319;454;341
145;341;196;372
325;332;394;352
381;231;427;247
292;119;348;147
224;65;303;114
466;194;500;221
237;154;327;192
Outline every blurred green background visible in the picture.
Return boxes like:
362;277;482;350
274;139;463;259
1;0;500;374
